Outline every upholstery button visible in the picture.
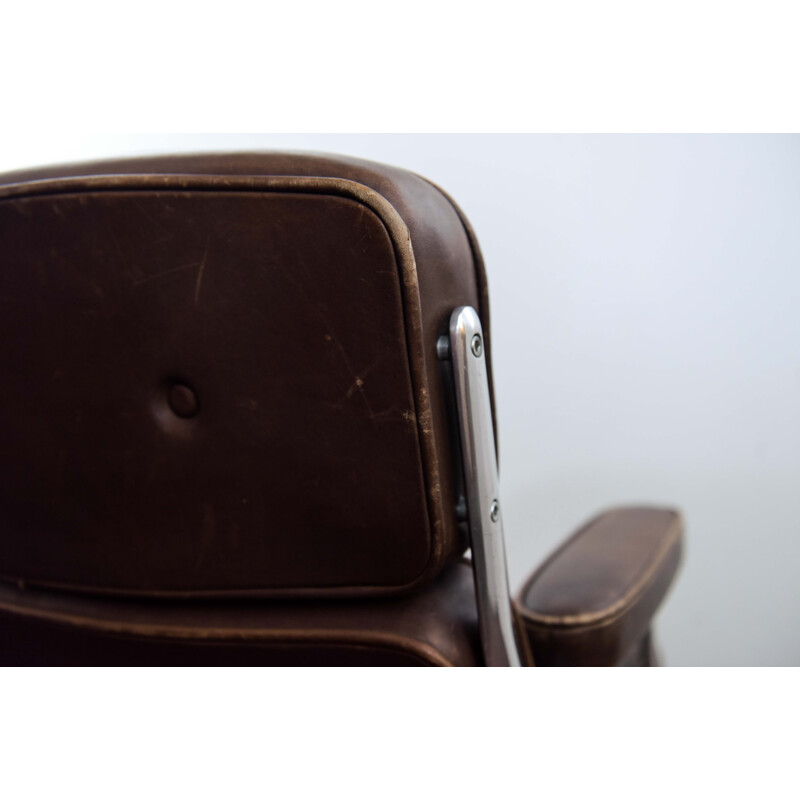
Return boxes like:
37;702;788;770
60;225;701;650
168;383;198;418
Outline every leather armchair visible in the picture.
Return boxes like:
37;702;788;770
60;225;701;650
0;153;683;665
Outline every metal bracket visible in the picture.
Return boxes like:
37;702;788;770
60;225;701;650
439;307;521;666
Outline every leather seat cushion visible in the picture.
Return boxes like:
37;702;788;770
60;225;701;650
0;562;481;666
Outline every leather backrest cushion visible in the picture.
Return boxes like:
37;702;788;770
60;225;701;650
0;155;488;597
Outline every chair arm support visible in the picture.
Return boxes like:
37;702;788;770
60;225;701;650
513;507;684;666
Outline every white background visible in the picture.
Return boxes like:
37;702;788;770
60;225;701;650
2;133;798;666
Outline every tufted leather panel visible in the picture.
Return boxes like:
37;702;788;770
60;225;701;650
0;154;489;597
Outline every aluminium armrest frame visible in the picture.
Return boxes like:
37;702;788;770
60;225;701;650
439;307;522;666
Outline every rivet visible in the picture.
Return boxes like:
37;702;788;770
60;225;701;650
168;383;198;418
471;333;483;358
490;500;500;523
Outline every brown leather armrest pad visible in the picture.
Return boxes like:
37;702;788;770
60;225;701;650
513;507;683;666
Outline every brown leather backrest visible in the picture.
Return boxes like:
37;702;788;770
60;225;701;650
0;153;491;598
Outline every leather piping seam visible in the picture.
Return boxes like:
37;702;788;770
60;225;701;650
0;597;453;666
416;174;499;459
514;513;683;629
0;174;441;596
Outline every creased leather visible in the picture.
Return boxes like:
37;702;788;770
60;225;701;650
0;562;481;666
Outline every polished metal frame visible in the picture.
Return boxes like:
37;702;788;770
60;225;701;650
440;306;522;666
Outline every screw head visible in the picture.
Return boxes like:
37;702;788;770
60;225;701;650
471;333;483;358
490;500;499;522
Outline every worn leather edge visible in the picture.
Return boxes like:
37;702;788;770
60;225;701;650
514;507;684;628
0;597;454;666
0;559;484;666
416;175;498;455
0;173;449;599
513;536;682;666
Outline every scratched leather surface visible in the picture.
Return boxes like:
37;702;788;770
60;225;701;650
0;154;488;597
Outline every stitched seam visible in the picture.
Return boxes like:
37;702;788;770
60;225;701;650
0;597;453;666
515;514;682;628
0;175;442;597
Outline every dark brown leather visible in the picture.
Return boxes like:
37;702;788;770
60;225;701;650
0;153;685;667
0;153;490;598
514;507;683;666
618;631;659;667
0;561;481;666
